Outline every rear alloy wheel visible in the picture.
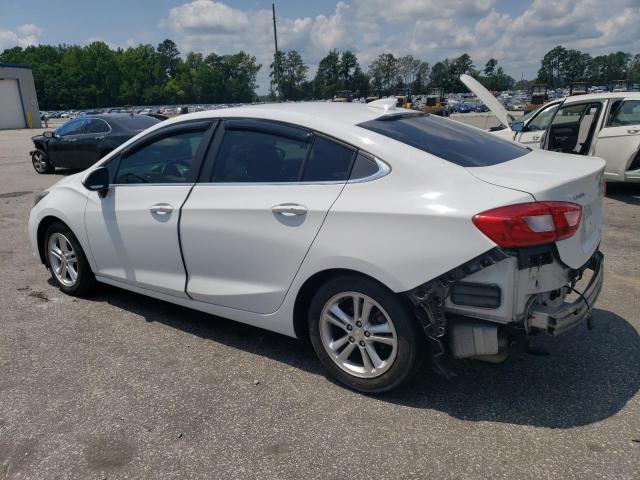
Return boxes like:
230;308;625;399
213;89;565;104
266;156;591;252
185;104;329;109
32;149;53;174
45;222;96;296
319;292;398;378
309;276;424;393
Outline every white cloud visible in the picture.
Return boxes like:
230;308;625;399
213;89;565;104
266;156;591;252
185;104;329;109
0;24;42;51
164;0;640;93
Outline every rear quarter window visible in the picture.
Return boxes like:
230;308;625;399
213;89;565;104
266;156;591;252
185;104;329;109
358;113;530;167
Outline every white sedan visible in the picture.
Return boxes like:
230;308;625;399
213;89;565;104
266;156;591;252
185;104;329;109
29;100;605;392
462;74;640;183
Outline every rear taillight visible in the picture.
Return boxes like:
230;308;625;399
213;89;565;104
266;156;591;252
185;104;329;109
472;202;582;248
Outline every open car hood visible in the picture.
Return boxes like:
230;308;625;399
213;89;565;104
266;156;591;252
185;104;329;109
460;74;514;128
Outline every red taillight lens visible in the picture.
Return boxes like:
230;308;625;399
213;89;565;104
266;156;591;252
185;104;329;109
472;202;582;248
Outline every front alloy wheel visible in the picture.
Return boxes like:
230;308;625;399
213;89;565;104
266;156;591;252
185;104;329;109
44;221;96;296
319;292;398;378
48;232;78;287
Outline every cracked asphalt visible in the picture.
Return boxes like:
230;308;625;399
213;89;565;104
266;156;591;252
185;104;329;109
0;116;639;479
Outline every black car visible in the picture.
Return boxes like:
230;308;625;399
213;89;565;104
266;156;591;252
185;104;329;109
30;114;160;174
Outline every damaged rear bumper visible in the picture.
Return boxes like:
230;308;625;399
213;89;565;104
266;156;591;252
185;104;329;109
527;250;603;335
403;247;604;363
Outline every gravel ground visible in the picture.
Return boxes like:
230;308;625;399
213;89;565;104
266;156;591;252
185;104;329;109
0;115;639;479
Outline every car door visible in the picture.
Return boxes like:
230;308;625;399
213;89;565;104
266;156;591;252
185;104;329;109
592;98;640;181
517;103;559;147
180;119;356;314
543;101;603;155
48;118;88;167
84;120;216;297
78;118;111;168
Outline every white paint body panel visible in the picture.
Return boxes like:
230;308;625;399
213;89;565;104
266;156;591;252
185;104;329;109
84;185;191;297
181;183;345;313
593;122;640;183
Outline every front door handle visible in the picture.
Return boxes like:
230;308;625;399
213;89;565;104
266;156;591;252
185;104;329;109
532;135;540;141
150;203;174;215
66;138;78;142
628;128;640;134
272;204;308;216
95;136;105;140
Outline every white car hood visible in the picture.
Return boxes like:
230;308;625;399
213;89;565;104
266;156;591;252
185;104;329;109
460;74;514;128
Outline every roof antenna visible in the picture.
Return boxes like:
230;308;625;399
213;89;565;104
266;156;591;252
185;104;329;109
367;97;397;111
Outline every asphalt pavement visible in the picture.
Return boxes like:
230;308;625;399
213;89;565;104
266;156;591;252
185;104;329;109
0;115;639;479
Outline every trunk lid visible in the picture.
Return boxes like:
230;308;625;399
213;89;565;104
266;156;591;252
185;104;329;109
460;74;515;128
467;149;605;268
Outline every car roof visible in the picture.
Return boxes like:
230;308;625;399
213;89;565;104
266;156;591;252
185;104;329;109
563;91;640;104
160;102;396;131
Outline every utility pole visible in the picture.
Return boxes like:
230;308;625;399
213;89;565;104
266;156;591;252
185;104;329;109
272;3;280;98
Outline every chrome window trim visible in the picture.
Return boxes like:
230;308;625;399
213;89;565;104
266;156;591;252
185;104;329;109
195;156;390;187
109;183;194;187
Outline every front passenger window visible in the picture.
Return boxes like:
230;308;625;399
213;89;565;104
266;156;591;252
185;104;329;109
115;130;205;184
526;105;558;132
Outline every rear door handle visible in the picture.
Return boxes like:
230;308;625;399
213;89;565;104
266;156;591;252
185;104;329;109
95;136;105;140
66;138;77;142
150;203;174;215
532;135;540;141
628;128;640;134
272;204;307;216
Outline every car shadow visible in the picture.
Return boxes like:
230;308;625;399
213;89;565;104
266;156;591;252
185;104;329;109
84;284;639;429
606;183;640;206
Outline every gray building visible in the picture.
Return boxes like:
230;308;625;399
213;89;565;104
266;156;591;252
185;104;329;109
0;63;42;129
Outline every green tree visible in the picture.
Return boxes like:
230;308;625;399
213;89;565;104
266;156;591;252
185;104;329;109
484;58;498;77
270;50;308;101
157;39;181;78
313;49;341;99
368;53;398;92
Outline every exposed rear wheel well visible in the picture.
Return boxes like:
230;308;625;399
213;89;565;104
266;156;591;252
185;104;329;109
36;216;68;265
293;268;400;340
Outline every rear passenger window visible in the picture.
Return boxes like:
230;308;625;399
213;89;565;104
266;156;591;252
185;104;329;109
212;130;308;182
302;137;355;182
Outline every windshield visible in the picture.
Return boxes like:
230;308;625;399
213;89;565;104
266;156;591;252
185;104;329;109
358;113;530;167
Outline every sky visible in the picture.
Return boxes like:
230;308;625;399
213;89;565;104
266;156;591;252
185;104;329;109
2;0;640;93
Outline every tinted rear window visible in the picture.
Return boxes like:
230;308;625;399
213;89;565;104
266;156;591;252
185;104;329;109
358;114;529;167
114;115;160;131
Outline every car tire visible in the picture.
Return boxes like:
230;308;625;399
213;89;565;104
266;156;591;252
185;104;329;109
32;149;54;174
308;275;424;393
44;221;96;296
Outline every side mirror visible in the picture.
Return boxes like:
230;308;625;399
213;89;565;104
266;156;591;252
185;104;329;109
511;121;524;133
43;131;55;138
83;167;109;197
